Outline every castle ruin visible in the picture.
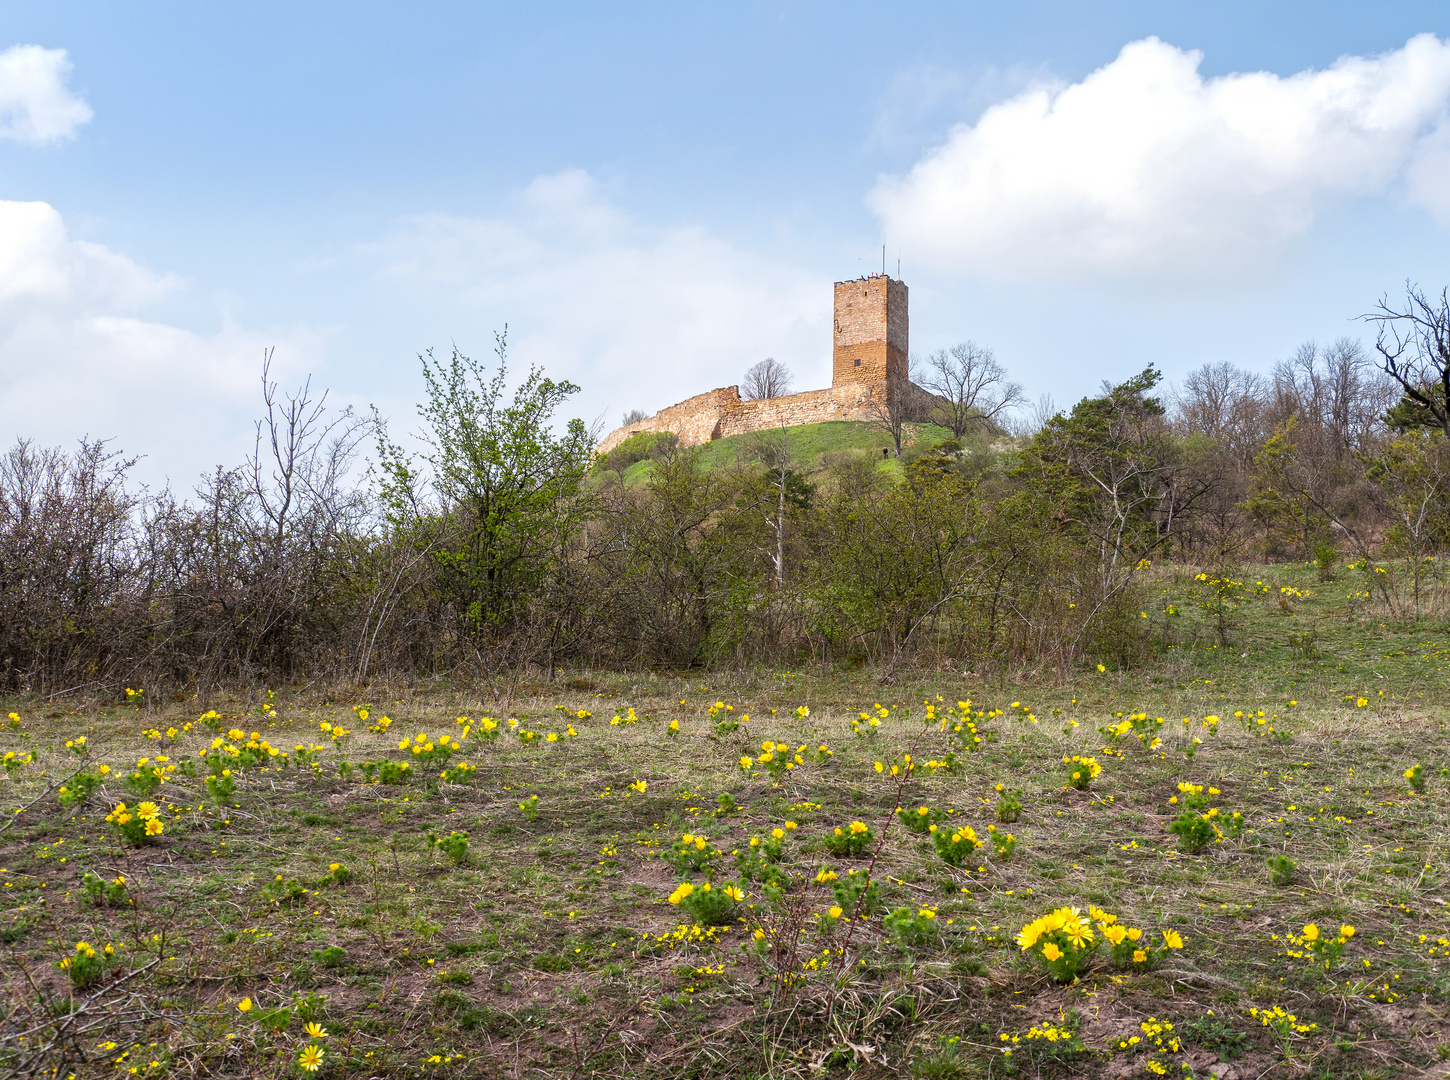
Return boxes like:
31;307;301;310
596;274;932;455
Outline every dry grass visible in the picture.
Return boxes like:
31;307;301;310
1;560;1448;1079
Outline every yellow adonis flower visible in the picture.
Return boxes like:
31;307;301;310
1162;929;1185;950
237;997;253;1012
304;1021;328;1039
298;1045;324;1072
1016;922;1043;950
1301;924;1320;942
667;882;695;905
1064;922;1094;949
828;905;844;919
1340;925;1355;939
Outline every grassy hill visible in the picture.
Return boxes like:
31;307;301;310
612;419;960;485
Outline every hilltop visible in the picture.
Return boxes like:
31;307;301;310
593;419;976;486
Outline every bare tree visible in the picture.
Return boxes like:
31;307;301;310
1364;283;1450;437
741;357;793;400
863;367;929;454
1007;393;1058;439
1173;361;1269;474
621;408;648;426
920;342;1025;439
1268;339;1394;462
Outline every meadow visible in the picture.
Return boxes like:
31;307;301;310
1;558;1448;1080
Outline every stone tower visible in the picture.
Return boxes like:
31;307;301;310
832;274;908;390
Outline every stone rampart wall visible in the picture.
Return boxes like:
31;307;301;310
596;382;890;456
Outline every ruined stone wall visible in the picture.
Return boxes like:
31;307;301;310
596;386;738;455
596;383;891;456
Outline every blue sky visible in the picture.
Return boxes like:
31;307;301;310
2;2;1449;488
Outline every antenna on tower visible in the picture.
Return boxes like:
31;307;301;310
897;255;900;279
882;245;886;277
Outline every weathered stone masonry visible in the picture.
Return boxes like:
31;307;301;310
597;274;926;456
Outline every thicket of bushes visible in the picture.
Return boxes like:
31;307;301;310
2;316;1448;695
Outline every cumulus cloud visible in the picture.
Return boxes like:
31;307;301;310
0;45;93;144
870;33;1450;287
364;169;829;430
0;199;320;489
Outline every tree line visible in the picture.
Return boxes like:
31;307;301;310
1;289;1447;695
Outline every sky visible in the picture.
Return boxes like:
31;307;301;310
2;1;1450;491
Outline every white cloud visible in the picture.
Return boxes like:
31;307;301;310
870;34;1450;287
0;45;93;144
0;198;322;489
364;169;829;431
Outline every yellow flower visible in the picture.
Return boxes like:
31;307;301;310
828;906;844;919
298;1045;324;1072
1162;929;1184;949
237;997;253;1012
1301;924;1320;942
304;1021;328;1039
1133;949;1148;963
1016;922;1043;950
667;883;695;905
1041;942;1064;961
1064;922;1093;949
1340;925;1355;939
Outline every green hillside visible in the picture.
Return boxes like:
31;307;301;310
611;419;959;485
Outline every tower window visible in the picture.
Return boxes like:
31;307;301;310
854;358;861;367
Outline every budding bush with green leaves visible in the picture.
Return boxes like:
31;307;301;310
666;880;742;926
995;784;1023;822
823;820;873;857
56;768;104;809
426;829;471;864
1062;755;1101;791
896;803;945;834
931;823;983;867
57;940;115;990
664;832;719;875
105;801;164;846
829;867;882;916
81;872;131;907
987;823;1017;860
1267;854;1297;885
883;906;939;947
